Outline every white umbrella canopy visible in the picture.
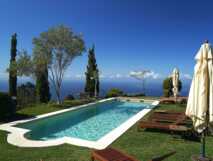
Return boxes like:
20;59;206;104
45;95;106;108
172;68;179;98
185;42;213;133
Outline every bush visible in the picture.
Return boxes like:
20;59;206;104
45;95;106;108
163;77;182;97
63;99;94;108
64;94;75;101
17;82;36;108
179;98;187;104
79;92;90;99
0;92;16;120
125;93;146;97
163;89;170;97
106;88;123;97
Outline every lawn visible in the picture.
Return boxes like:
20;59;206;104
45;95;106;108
0;102;213;161
0;99;95;123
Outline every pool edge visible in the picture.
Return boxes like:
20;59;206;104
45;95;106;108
0;98;159;149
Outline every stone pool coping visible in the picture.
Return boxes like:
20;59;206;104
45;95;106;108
0;98;159;149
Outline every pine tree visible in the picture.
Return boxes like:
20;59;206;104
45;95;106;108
9;33;17;98
35;66;51;103
85;46;99;97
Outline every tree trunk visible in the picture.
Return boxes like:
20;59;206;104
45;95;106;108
55;86;61;104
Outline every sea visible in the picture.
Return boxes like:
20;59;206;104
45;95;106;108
0;79;191;100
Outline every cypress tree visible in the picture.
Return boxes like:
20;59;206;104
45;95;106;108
85;46;99;97
9;33;17;98
35;66;51;103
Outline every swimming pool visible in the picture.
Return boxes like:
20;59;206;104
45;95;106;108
0;98;159;149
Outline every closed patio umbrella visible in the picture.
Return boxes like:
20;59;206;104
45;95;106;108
172;68;179;101
185;41;213;161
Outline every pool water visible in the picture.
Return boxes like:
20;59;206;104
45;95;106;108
17;100;151;141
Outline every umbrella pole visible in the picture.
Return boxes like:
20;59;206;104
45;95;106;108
192;129;211;161
201;131;206;158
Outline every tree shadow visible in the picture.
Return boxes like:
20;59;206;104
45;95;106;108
139;128;201;142
0;113;36;123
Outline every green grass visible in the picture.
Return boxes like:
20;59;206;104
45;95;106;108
0;102;213;161
123;96;160;100
17;103;61;116
1;99;96;123
17;99;96;116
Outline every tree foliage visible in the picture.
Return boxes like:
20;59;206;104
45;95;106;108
64;94;75;101
106;88;123;98
8;25;85;104
33;25;85;104
9;33;17;97
0;92;15;120
163;77;182;97
35;67;51;103
85;46;99;97
7;49;50;104
17;82;36;108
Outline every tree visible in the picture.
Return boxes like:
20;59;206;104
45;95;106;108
163;77;182;97
33;38;51;103
33;25;85;104
85;46;99;97
17;82;36;108
10;50;34;77
8;51;50;104
0;92;16;120
35;67;50;103
9;33;17;98
8;26;85;104
106;88;123;98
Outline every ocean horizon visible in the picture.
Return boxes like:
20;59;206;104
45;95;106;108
0;79;191;100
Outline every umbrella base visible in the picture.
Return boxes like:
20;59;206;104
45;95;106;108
191;155;212;161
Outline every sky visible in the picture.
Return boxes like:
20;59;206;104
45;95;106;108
0;0;213;82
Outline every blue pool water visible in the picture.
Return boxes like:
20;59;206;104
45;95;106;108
17;100;151;141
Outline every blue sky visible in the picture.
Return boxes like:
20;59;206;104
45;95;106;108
0;0;212;82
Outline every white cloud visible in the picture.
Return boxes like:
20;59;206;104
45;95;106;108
63;72;161;80
115;74;122;78
129;70;160;80
65;73;123;80
125;74;131;78
109;75;114;79
108;74;122;79
99;74;105;78
75;74;85;79
182;74;192;80
64;73;85;79
144;71;160;79
64;73;72;79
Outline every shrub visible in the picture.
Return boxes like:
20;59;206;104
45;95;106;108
64;94;75;101
163;77;182;97
17;82;36;108
0;92;16;120
106;88;123;97
125;93;146;97
163;78;173;97
163;89;170;97
179;98;187;104
63;99;94;108
79;92;90;99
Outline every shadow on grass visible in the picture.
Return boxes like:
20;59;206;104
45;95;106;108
139;128;201;142
0;113;36;124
